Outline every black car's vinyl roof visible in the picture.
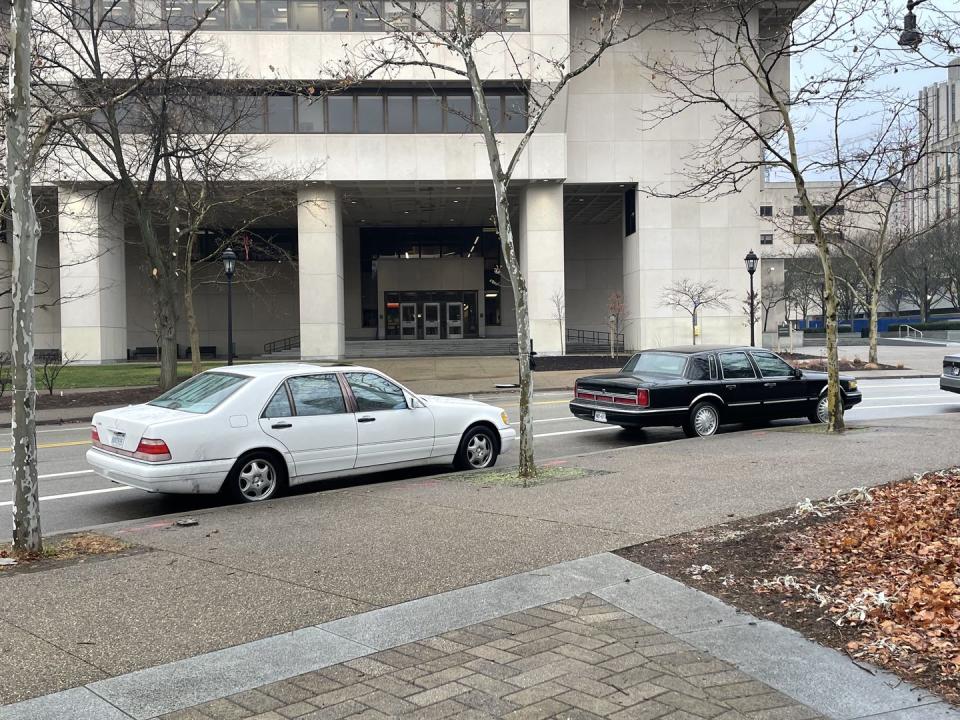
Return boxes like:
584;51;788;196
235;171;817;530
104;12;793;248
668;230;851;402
637;345;758;355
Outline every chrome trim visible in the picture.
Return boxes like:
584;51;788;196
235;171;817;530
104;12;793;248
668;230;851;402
569;400;685;416
764;398;806;404
689;392;724;408
727;401;762;407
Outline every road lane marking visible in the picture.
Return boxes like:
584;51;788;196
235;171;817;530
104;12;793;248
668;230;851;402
860;395;960;402
511;417;578;426
0;486;132;507
851;401;960;411
0;469;95;486
0;439;91;454
534;426;619;439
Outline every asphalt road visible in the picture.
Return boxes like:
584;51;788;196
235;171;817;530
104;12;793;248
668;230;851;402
2;376;956;537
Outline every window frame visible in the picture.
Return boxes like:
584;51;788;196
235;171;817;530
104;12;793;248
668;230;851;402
344;371;411;413
749;351;794;379
260;381;296;418
718;351;757;380
285;373;349;416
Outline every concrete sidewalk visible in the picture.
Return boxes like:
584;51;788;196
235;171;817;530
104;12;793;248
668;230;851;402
5;554;955;720
2;413;960;712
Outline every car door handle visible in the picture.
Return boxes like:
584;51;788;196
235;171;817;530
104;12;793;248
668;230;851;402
725;385;736;390
764;382;776;388
271;422;292;429
357;416;376;423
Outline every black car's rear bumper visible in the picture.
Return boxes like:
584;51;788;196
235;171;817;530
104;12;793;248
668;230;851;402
568;400;686;428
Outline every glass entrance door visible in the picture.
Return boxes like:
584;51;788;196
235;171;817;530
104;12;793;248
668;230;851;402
423;303;441;338
446;303;463;339
400;303;417;339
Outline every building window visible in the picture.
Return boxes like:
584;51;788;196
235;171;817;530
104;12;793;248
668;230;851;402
624;189;636;236
80;0;530;32
952;83;957;125
760;233;773;245
759;205;772;217
796;232;843;244
793;204;844;216
105;85;529;136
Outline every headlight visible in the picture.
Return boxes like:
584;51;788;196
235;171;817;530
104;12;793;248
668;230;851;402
847;380;858;391
500;411;510;425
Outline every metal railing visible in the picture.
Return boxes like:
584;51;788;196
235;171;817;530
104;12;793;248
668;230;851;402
263;334;301;354
566;328;625;353
898;324;924;340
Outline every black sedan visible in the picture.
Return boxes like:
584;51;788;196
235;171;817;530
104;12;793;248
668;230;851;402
942;354;960;394
569;345;863;438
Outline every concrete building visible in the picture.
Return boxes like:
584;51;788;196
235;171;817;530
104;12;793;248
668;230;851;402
6;0;788;362
907;59;960;233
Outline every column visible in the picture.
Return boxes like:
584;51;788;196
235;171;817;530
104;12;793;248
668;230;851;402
58;187;127;363
519;183;566;355
297;185;345;360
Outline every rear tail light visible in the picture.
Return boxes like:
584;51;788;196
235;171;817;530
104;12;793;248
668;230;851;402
637;388;650;407
134;438;171;462
91;426;100;444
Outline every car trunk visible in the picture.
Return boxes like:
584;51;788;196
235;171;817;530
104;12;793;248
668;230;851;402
576;374;657;393
93;405;184;454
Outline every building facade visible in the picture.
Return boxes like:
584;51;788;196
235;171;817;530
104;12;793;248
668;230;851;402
2;0;779;362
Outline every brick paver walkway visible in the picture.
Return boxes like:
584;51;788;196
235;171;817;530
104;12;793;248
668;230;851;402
159;595;821;720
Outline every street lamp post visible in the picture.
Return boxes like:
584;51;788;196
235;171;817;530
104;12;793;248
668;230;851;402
222;246;237;366
744;249;759;347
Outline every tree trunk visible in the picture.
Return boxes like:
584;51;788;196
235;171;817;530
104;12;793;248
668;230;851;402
691;310;697;345
821;258;845;432
464;51;534;482
7;0;42;552
134;211;180;390
867;269;882;366
184;233;202;375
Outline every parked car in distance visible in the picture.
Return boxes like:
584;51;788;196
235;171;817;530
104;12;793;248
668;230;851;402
569;346;863;438
87;363;515;503
942;354;960;394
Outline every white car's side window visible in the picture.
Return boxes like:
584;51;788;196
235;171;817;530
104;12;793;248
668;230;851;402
345;372;408;412
288;375;347;416
262;386;293;418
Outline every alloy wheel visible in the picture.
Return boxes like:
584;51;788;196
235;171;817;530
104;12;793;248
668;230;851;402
466;433;493;468
694;405;719;437
238;459;277;501
817;396;830;423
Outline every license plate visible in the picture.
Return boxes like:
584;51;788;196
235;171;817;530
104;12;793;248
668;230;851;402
109;431;126;448
594;411;607;423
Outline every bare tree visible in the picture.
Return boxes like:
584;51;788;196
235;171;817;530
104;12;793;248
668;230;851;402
36;350;82;396
607;290;626;337
660;279;732;345
35;0;232;391
637;0;926;432
887;230;947;324
328;0;656;481
550;288;565;356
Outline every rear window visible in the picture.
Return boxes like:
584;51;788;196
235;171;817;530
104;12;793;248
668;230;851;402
149;372;248;414
621;353;688;377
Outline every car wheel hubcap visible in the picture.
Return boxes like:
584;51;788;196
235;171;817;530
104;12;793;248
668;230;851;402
694;407;718;436
817;397;829;423
466;434;493;468
238;459;276;501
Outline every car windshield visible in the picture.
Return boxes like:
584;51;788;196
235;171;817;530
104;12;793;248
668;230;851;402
149;372;249;414
621;352;687;377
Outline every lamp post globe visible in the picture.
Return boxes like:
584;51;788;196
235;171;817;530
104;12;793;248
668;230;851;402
222;247;237;365
744;249;758;347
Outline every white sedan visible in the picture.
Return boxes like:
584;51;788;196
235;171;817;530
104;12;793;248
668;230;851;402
87;363;516;503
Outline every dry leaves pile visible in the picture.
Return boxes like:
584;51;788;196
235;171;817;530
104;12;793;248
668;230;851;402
772;468;960;699
0;532;129;570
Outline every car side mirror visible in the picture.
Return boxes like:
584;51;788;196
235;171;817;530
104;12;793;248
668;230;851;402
793;368;803;379
406;394;426;409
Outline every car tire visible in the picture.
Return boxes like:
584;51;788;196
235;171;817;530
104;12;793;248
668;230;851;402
454;425;499;471
683;401;720;438
225;451;285;503
808;395;829;424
